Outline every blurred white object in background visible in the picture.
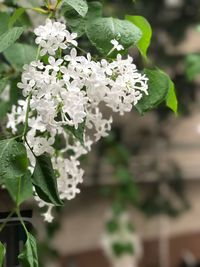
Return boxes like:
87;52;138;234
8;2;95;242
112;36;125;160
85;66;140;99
0;84;10;102
165;0;183;8
102;211;143;267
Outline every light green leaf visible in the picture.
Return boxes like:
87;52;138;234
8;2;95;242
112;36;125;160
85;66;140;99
63;0;88;17
126;15;152;59
0;139;28;183
0;27;24;53
32;154;63;206
136;69;170;114
166;79;178;114
185;53;200;81
86;17;142;54
4;171;33;206
18;233;38;267
9;8;25;28
0;12;9;35
0;242;5;267
4;43;37;70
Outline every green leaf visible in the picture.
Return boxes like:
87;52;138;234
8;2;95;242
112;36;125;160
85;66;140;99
0;242;5;267
32;154;63;206
87;1;102;20
65;1;103;37
106;219;119;233
0;78;8;95
0;12;9;35
0;27;24;53
4;43;37;70
0;139;28;183
63;0;88;17
112;242;134;257
166;79;178;114
4;171;33;206
9;8;25;28
86;17;142;55
136;69;170;114
126;15;152;60
18;233;38;267
64;121;85;145
185;53;200;81
0;101;9;119
66;16;85;37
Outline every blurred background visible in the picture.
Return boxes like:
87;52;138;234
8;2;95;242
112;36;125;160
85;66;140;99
2;0;200;267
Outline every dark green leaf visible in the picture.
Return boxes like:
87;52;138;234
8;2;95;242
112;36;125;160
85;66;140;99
0;78;8;95
9;8;25;28
126;15;152;59
0;101;9;119
4;43;37;70
0;27;24;53
0;139;28;183
32;154;63;206
112;242;134;257
106;219;119;233
86;17;142;54
64;121;85;145
136;69;170;114
4;171;33;206
65;1;103;37
18;233;38;267
0;12;9;35
66;16;85;37
63;0;88;17
0;242;5;267
87;1;102;20
166;79;178;114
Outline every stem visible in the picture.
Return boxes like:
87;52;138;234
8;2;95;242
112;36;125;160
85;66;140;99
0;210;15;233
36;46;41;61
16;209;29;236
22;93;31;139
55;0;62;9
107;47;115;56
75;46;88;55
16;176;22;207
25;138;36;158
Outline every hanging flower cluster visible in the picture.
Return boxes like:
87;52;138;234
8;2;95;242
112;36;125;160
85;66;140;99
7;19;148;221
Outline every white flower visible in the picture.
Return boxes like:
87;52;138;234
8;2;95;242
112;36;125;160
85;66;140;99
48;56;63;72
43;206;54;223
7;19;149;221
34;19;77;56
65;32;78;47
111;39;124;51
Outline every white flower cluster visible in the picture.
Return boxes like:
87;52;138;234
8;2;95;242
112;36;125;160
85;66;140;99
7;19;148;222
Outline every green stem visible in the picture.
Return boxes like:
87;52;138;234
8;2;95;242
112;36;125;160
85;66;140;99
22;93;31;139
75;46;88;55
16;176;22;207
0;210;15;233
16;209;29;236
25;138;36;158
36;46;41;61
55;0;62;9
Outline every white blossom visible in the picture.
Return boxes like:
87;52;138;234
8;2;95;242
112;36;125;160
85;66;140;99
7;19;149;221
111;39;124;51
